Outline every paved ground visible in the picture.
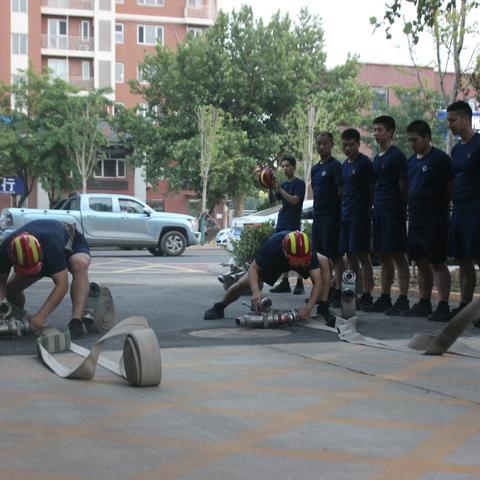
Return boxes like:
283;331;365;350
1;247;480;479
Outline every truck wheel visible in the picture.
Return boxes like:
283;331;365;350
160;231;186;256
147;245;164;256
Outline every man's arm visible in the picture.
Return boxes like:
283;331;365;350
272;180;301;206
298;267;322;321
30;269;69;331
247;260;264;311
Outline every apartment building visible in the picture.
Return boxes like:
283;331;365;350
0;0;217;211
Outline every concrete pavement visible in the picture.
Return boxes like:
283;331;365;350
1;326;480;480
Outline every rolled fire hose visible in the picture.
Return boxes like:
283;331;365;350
37;316;162;387
341;270;356;320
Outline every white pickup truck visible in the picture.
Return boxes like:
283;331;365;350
0;193;200;256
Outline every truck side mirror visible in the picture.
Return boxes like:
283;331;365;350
143;208;151;217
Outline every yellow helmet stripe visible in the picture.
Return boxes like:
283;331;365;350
289;232;297;255
29;236;40;263
13;237;24;266
303;233;310;254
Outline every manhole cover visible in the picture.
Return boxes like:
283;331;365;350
190;328;291;339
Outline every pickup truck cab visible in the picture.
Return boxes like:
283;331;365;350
0;193;200;256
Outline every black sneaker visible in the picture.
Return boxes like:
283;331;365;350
357;293;373;311
204;302;225;320
405;299;432;317
428;301;450;322
449;302;468;319
270;281;291;293
293;281;305;295
68;318;86;339
331;289;341;308
363;294;392;313
317;304;337;328
385;297;410;316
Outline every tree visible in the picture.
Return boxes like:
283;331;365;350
197;105;222;242
61;91;112;193
115;6;327;215
371;0;479;152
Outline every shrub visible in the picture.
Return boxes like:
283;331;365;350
231;221;275;266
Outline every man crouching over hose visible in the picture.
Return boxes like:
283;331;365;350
0;219;91;338
204;230;333;324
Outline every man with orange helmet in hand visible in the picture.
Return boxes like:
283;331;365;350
0;219;91;338
204;230;332;324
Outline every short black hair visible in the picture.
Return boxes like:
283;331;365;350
406;120;431;138
279;154;296;169
373;115;396;133
315;131;334;142
447;100;473;120
341;128;360;143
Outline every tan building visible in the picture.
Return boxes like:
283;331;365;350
0;0;217;212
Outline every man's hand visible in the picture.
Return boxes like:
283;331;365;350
297;306;312;321
29;313;46;332
251;291;264;312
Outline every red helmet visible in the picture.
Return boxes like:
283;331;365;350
258;167;275;189
8;232;43;276
282;231;312;263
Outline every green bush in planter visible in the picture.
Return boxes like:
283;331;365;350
231;221;275;267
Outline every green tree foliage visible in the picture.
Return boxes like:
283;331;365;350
231;221;275;266
114;6;327;213
362;85;446;155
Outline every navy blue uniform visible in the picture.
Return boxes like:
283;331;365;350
372;145;408;254
275;177;305;232
0;219;90;277
311;157;343;258
254;231;319;286
339;153;374;254
448;132;480;260
407;147;453;263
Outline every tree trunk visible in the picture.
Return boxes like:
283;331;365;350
82;176;87;193
233;195;244;217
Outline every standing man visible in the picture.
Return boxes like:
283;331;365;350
204;230;333;325
339;128;375;310
405;120;453;322
269;154;306;295
447;100;480;317
311;131;345;308
366;116;411;314
0;219;91;337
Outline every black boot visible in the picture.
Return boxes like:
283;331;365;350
293;279;305;295
357;293;373;311
204;302;225;320
270;279;291;293
68;318;86;339
405;298;432;317
385;295;410;316
363;293;392;313
428;301;450;322
316;301;337;328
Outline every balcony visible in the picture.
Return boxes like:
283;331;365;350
41;0;94;9
41;34;94;52
185;3;216;21
69;76;94;91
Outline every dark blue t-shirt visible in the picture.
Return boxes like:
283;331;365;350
451;132;480;213
0;220;72;276
255;231;320;285
407;147;453;224
373;145;407;217
275;177;305;231
311;157;343;218
341;153;374;220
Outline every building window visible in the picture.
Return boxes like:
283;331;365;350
188;0;203;6
137;103;147;117
12;0;27;12
138;0;164;6
371;86;389;111
48;19;67;49
82;61;91;81
94;159;126;178
116;0;124;3
12;33;27;55
48;59;68;81
137;25;163;45
81;20;90;39
115;23;124;43
115;63;124;83
137;64;148;83
187;26;203;37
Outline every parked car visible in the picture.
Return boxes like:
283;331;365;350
0;193;200;256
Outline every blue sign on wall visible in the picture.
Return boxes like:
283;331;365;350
0;177;24;195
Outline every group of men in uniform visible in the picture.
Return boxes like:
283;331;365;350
0;101;478;335
205;100;479;325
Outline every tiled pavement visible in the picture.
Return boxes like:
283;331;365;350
1;337;480;480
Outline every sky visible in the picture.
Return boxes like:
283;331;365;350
216;0;479;70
